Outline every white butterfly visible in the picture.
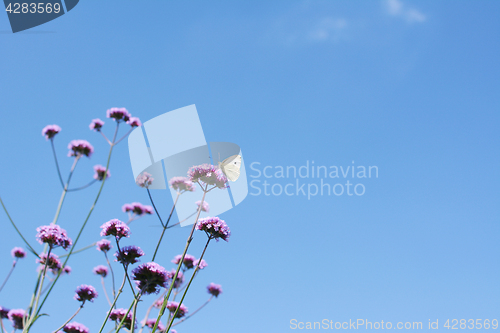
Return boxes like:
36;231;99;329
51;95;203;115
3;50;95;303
218;154;242;182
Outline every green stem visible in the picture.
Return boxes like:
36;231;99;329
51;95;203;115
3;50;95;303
67;179;98;192
0;196;38;256
52;155;80;225
101;276;112;307
114;301;134;332
130;292;143;333
138;290;167;333
97;274;127;333
50;138;65;189
172;295;213;327
51;304;83;333
104;252;117;302
0;260;17;293
151;192;180;261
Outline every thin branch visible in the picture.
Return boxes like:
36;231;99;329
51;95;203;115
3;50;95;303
0;196;38;256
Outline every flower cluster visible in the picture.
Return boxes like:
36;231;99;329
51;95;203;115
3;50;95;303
11;247;26;259
93;165;110;181
194;259;208;270
127;117;141;127
7;309;26;329
96;239;112;252
207;283;223;297
188;164;228;189
115;245;144;265
122;202;153;216
52;265;72;276
196;217;231;241
100;219;130;240
168;269;184;288
171;254;196;269
67;140;94;158
143;319;165;331
0;306;9;319
106;107;130;122
62;322;89;333
89;119;104;132
132;262;169;295
36;224;72;250
136;172;154;188
166;301;188;318
109;308;134;330
93;265;108;277
42;124;61;140
37;253;62;270
196;200;210;212
169;177;196;192
74;285;98;303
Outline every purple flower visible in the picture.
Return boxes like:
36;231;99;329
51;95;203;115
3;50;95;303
11;247;26;259
100;219;130;240
63;322;89;333
168;269;184;288
207;283;223;297
67;140;94;158
42;124;61;140
127;117;142;127
36;224;72;250
74;284;98;303
115;245;144;265
188;164;228;189
109;308;134;330
93;165;110;181
166;301;188;318
37;253;62;270
171;254;195;269
96;239;112;252
52;265;72;275
106;107;130;122
143;319;165;331
196;217;231;242
89;118;104;132
169;177;196;192
122;202;153;216
194;259;208;270
196;200;210;213
8;309;26;329
0;306;10;319
132;262;168;295
93;265;108;277
136;172;154;188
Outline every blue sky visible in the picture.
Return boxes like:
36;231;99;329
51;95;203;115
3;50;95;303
0;1;499;332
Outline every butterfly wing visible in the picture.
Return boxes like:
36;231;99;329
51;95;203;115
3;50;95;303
221;155;242;182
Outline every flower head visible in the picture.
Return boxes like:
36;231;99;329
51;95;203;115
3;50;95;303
106;107;130;122
169;177;196;192
93;165;110;181
42;124;61;140
196;217;231;241
122;202;153;216
51;265;72;275
100;219;130;240
96;239;112;252
171;254;195;269
143;319;165;331
67;140;94;158
89;119;104;132
36;224;72;250
74;284;98;303
132;262;168;295
168;269;184;288
8;309;26;329
109;308;134;330
166;301;188;318
11;247;26;259
136;172;154;188
115;245;144;265
37;253;62;270
188;164;228;189
93;265;108;277
207;283;223;297
127;117;142;127
194;259;208;270
0;306;10;319
63;322;90;333
196;200;210;213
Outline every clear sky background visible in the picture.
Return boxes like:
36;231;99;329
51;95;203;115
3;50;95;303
0;1;499;332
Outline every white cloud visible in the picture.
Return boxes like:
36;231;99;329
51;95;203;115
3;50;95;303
384;0;426;23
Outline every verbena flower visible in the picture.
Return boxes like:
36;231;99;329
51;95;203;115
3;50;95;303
207;283;223;297
36;224;72;250
194;259;208;270
93;265;108;277
96;239;112;252
166;301;188;318
37;253;62;270
8;309;26;329
127;117;141;127
196;217;231;241
115;246;144;265
188;164;228;189
171;254;195;269
109;308;134;330
132;262;168;295
169;177;196;192
67;140;94;158
42;124;61;140
100;219;130;240
136;172;154;188
93;165;110;181
122;202;153;216
168;269;184;288
74;284;98;303
11;247;26;259
89;119;104;132
63;322;89;333
0;306;10;319
196;200;210;212
106;107;130;122
52;265;72;275
143;319;165;331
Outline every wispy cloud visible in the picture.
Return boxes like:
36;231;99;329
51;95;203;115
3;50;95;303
384;0;426;23
308;18;347;42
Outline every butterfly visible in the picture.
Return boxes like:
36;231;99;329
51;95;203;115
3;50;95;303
218;154;242;182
